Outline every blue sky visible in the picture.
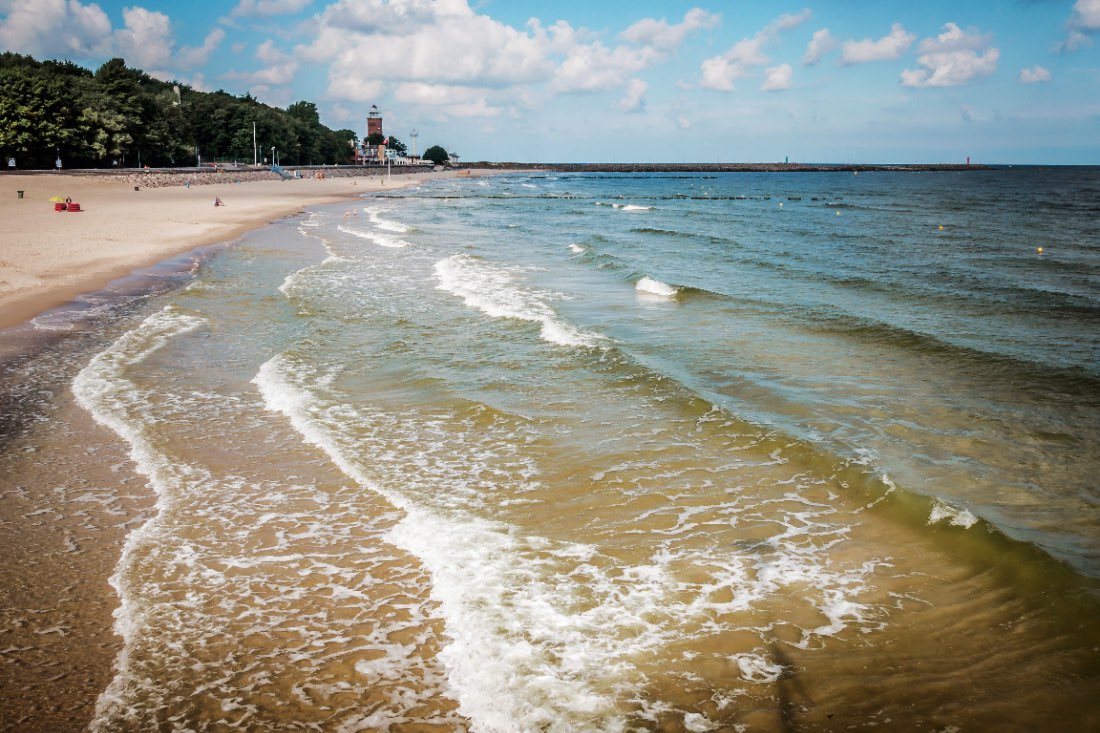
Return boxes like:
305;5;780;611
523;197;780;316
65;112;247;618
2;0;1099;163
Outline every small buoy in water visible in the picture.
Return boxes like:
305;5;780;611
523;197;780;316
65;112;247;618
836;210;841;216
778;202;784;207
1037;246;1044;255
938;225;944;231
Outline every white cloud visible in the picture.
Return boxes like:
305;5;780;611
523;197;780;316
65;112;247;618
112;7;174;69
1071;0;1100;29
701;54;748;92
771;8;813;33
0;2;229;72
223;39;298;86
0;0;112;59
442;99;502;118
900;23;999;88
186;72;211;92
330;103;355;122
327;76;386;102
761;64;793;92
840;23;915;65
620;7;719;52
1019;65;1051;83
392;83;501;117
255;38;290;64
619;78;647;112
700;11;809;92
249;83;292;109
1059;0;1100;51
676;114;691;129
302;0;553;96
180;27;225;67
1060;30;1092;52
394;82;481;106
803;28;837;65
546;22;657;92
231;0;313;17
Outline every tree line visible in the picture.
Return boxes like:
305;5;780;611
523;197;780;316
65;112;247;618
0;53;362;170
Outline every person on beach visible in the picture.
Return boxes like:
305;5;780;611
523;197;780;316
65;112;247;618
214;197;225;207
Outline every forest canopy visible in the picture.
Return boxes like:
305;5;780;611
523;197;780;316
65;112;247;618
0;53;359;170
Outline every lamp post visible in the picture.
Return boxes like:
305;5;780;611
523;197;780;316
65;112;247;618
271;146;276;168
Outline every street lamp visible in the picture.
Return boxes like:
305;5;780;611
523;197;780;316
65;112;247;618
271;146;276;167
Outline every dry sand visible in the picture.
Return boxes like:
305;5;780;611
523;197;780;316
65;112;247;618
0;168;452;330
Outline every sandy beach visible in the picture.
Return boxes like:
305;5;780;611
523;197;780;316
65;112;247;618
0;166;473;731
0;168;454;331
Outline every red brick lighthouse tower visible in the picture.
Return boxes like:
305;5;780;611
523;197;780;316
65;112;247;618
367;104;383;139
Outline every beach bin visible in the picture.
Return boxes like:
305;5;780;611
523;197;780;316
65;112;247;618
17;190;23;199
68;202;81;212
55;202;65;212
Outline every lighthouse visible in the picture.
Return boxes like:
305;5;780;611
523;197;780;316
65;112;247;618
367;104;383;139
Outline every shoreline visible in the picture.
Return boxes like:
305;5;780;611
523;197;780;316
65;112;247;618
0;166;498;731
0;167;485;332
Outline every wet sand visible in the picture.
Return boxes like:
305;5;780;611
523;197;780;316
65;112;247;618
0;166;483;731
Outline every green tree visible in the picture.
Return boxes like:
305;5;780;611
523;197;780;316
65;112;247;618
0;52;369;169
0;64;84;167
385;136;408;156
75;88;133;162
327;128;358;164
91;58;142;162
422;144;449;165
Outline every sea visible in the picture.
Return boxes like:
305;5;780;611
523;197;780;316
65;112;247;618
2;167;1099;732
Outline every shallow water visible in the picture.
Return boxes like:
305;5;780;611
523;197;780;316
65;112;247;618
5;169;1099;731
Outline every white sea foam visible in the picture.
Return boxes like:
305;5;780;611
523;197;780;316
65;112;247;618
732;653;786;684
598;202;655;211
252;356;656;730
72;307;210;730
568;243;586;253
252;354;889;731
338;225;410;248
365;205;413;233
928;499;978;528
30;313;78;331
279;255;348;296
434;254;605;348
636;276;679;299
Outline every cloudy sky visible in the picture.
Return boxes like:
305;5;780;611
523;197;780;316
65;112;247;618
2;0;1099;163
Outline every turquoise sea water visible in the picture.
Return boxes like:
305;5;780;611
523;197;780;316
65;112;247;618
11;169;1100;731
